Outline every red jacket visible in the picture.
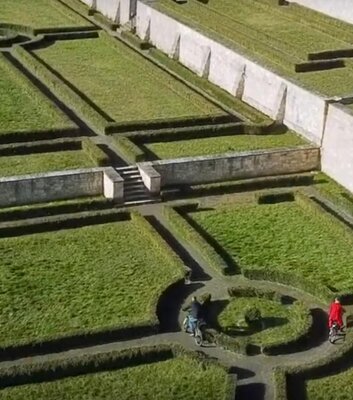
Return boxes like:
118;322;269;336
329;302;344;327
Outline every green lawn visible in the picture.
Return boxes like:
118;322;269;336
0;356;230;400
0;55;74;135
190;200;353;293
0;0;91;29
0;150;95;177
305;368;353;400
34;34;224;122
154;0;353;96
144;132;307;159
217;297;309;347
0;217;184;348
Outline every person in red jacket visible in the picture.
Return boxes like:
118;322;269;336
328;297;345;329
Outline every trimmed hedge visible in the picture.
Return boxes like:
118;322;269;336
295;59;345;73
256;191;295;204
308;48;353;61
163;206;232;275
43;30;99;41
114;137;146;163
82;138;111;166
13;46;109;134
227;286;282;302
0;138;81;156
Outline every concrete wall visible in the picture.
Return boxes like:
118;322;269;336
140;146;320;187
80;0;132;24
287;0;353;25
321;105;353;193
0;168;124;207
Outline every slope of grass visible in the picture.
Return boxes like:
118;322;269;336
34;34;223;122
0;0;91;29
0;219;184;348
218;297;309;347
305;367;353;400
0;355;230;400
144;132;307;159
0;55;73;135
154;0;353;96
0;150;95;177
190;201;353;293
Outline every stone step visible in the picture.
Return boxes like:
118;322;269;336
123;174;141;180
124;198;157;206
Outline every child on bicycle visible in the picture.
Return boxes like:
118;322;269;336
328;297;345;330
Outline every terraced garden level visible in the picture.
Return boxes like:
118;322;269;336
0;217;184;348
143;132;307;159
154;0;353;96
0;150;95;177
217;297;310;347
34;34;224;122
189;199;353;294
0;55;74;136
0;0;91;29
0;355;231;400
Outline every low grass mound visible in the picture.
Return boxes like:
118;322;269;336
305;367;353;400
34;33;224;122
144;132;307;159
0;55;73;135
189;199;353;295
0;0;91;29
0;150;95;177
0;355;231;400
0;216;184;348
217;297;309;347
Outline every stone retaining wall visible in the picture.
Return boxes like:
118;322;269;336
140;146;320;187
80;0;132;25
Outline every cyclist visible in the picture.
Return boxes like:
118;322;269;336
328;297;345;331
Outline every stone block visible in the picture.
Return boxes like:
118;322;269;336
136;1;151;40
149;9;180;56
137;163;161;195
103;167;124;202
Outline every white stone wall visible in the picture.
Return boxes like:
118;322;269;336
322;105;353;193
287;0;353;26
80;0;132;24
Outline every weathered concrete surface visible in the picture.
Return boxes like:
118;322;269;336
103;167;124;201
141;146;320;186
80;0;132;24
322;105;353;193
137;163;161;194
287;0;353;25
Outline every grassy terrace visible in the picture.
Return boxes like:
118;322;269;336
0;355;230;400
189;199;353;294
217;297;309;347
0;150;95;177
305;367;353;400
34;34;224;122
0;0;91;29
0;217;184;348
154;0;353;96
143;132;307;159
0;55;73;135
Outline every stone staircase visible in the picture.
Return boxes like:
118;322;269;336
116;166;158;205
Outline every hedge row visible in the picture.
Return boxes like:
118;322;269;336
163;206;232;275
121;30;152;50
114;137;146;163
82;138;111;166
256;191;295;204
0;23;34;36
273;328;353;400
0;197;113;223
295;59;345;73
13;46;109;134
0;138;81;156
33;25;97;35
43;30;99;41
308;48;353;61
227;286;283;302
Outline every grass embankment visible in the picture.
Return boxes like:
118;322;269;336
0;0;90;29
0;55;73;135
0;150;94;177
218;297;309;347
190;200;353;293
0;355;230;400
155;0;353;96
305;368;353;400
34;34;223;122
0;217;184;348
144;132;307;159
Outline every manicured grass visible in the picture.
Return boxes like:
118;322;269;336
0;55;74;135
0;218;184;348
0;356;230;400
0;150;95;177
144;132;307;159
154;0;353;96
190;200;353;293
305;368;353;400
314;172;353;216
0;0;91;29
218;297;309;347
34;34;224;122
